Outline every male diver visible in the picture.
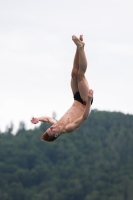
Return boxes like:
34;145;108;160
31;35;94;142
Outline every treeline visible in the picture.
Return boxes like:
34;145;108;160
0;110;133;200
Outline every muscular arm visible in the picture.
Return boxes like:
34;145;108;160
31;116;57;125
65;90;93;133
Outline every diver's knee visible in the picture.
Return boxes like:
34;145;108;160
77;71;84;82
71;69;78;78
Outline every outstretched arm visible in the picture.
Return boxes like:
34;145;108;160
65;90;93;133
31;116;57;125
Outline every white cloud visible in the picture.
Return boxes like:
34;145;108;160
96;42;133;56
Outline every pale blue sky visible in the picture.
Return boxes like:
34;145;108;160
0;0;133;132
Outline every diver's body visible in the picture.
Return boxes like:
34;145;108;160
31;35;93;142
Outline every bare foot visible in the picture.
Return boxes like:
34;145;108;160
79;34;83;41
72;35;85;48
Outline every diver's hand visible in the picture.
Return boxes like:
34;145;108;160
31;117;39;124
88;89;93;102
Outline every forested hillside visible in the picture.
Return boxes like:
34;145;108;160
0;110;133;200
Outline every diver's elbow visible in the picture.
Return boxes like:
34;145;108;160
83;115;88;121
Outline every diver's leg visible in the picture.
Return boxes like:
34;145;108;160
71;35;82;95
72;35;90;102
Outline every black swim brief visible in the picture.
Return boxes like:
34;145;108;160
74;91;93;105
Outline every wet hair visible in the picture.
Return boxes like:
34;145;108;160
41;131;57;142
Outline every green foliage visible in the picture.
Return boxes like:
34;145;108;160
0;110;133;200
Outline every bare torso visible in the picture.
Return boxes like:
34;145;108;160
56;100;85;134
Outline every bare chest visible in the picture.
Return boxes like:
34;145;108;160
57;101;85;128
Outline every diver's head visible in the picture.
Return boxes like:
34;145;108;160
41;125;59;142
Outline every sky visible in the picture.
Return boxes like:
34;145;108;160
0;0;133;133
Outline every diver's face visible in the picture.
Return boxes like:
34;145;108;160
47;125;58;137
